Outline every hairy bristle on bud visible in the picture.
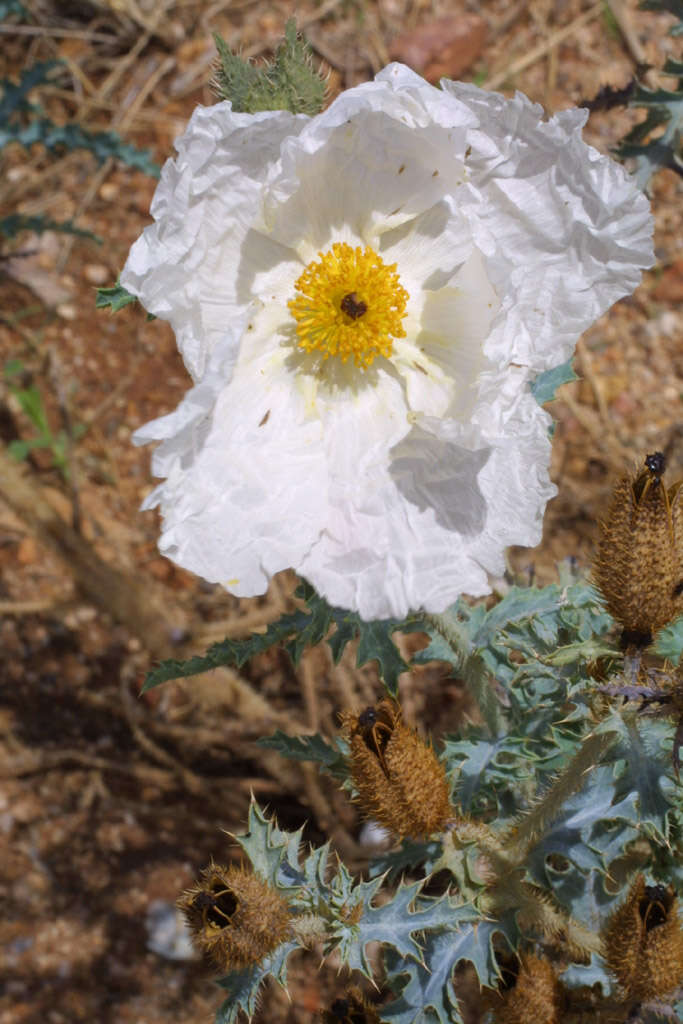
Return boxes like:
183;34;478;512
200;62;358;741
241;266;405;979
178;863;291;971
603;873;683;1001
483;953;563;1024
321;986;380;1024
340;699;453;839
593;454;683;648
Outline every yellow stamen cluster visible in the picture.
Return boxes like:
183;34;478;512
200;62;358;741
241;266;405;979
288;241;408;369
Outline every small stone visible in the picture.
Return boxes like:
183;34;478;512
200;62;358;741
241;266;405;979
16;536;39;566
83;264;110;286
147;557;173;582
56;303;77;321
390;14;486;83
653;258;683;302
98;182;119;202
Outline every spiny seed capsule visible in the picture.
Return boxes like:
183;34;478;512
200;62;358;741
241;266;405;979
320;987;380;1023
483;953;563;1024
603;874;683;1001
178;863;292;971
593;452;683;649
340;698;453;840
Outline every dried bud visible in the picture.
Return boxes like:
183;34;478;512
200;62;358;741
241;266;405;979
593;452;683;648
340;699;452;839
483;952;563;1024
604;874;683;1001
178;863;292;971
321;986;380;1023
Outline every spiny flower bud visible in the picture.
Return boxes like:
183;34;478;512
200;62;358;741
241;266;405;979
594;452;683;648
340;698;452;840
178;863;292;971
484;952;563;1024
320;986;380;1024
603;874;683;1001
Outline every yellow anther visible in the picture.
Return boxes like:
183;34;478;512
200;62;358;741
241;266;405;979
288;242;408;369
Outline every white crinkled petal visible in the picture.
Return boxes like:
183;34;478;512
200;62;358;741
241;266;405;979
299;368;554;620
120;104;307;380
138;342;328;595
260;114;463;259
438;81;654;370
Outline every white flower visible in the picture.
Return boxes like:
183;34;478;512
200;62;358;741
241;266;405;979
121;63;653;621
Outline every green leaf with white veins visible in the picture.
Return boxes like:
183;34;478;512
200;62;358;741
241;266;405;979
232;799;305;890
215;940;299;1024
330;878;457;976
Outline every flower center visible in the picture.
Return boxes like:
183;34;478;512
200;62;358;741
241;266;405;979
288;242;409;369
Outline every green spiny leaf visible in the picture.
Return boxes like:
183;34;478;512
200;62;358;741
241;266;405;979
369;838;442;882
443;734;539;814
383;909;518;1024
0;0;28;16
257;730;349;783
215;939;299;1023
0;118;159;176
330;880;457;977
617;71;683;186
141;601;315;691
560;953;614;996
95;279;140;313
604;711;677;840
655;614;683;664
530;358;578;405
231;799;305;890
524;766;640;888
0;213;98;242
301;583;419;695
143;581;412;694
0;60;58;125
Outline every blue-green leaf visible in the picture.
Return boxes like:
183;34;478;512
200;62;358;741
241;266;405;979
331;880;457;977
530;358;577;405
0;0;28;16
143;580;414;695
0;213;98;242
95;279;140;313
232;799;305;890
257;730;349;782
655;615;683;665
383;909;518;1024
0;118;160;175
215;940;299;1024
0;60;58;124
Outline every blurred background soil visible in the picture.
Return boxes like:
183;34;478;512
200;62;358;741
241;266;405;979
0;0;681;1021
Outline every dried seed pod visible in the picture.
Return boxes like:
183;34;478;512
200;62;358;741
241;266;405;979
593;452;683;648
320;986;380;1023
483;952;563;1024
178;863;292;971
604;874;683;1001
340;698;453;839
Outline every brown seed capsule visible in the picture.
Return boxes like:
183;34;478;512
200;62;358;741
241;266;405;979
320;986;380;1024
483;952;563;1024
178;863;292;971
340;698;453;840
603;874;683;1001
593;452;683;648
